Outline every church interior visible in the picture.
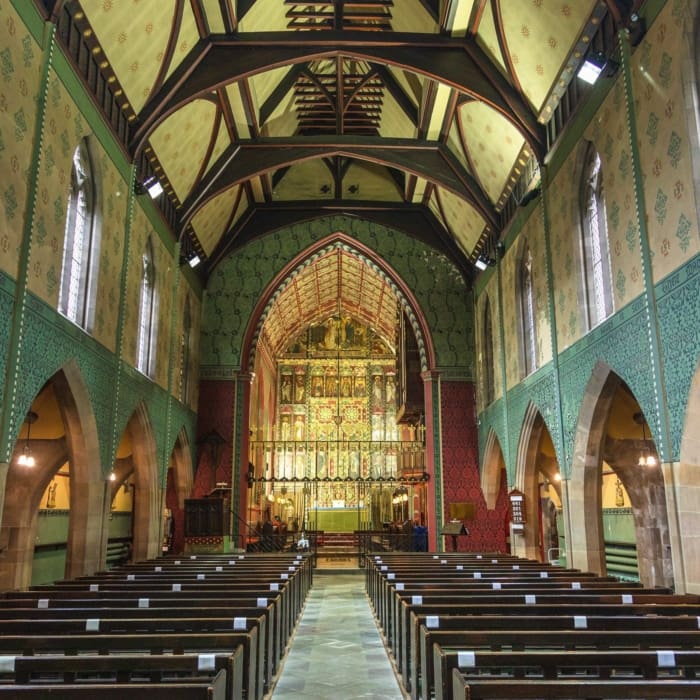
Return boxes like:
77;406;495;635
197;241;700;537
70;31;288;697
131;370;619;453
1;0;700;695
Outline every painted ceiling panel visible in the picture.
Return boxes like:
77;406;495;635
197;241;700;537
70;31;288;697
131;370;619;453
445;120;469;175
226;83;253;139
272;160;337;201
501;1;596;111
84;0;174;113
475;2;508;77
249;66;295;117
164;4;201;84
261;90;298;138
209;119;235;176
238;0;290;32
391;0;440;33
190;185;243;256
458;100;527;205
379;90;417;140
149;99;218;201
343;162;403;201
436;187;486;256
201;0;228;33
389;67;423;108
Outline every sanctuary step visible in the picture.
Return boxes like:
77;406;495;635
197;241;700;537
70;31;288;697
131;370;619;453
318;531;359;554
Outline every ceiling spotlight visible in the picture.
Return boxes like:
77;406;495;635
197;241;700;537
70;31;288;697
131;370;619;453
474;252;496;271
577;51;615;85
188;254;201;268
135;176;164;199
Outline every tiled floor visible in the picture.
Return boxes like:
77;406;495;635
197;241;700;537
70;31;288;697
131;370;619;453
268;569;406;699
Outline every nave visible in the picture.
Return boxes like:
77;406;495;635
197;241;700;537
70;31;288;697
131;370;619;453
269;570;404;699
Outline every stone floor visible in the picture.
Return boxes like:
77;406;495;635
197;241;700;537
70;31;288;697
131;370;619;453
268;569;407;699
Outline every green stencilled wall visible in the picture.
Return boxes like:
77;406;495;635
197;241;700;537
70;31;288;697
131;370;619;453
201;215;475;377
476;0;700;479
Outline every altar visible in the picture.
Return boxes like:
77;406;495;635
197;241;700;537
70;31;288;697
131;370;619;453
306;507;365;532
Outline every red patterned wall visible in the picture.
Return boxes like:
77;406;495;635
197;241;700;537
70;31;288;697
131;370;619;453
441;381;509;552
193;380;236;497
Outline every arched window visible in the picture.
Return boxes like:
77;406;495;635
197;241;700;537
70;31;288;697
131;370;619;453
580;143;614;329
136;238;158;377
180;296;192;404
519;243;537;377
481;297;495;406
58;139;100;329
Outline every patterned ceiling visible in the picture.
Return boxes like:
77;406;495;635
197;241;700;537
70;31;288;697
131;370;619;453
63;0;638;345
260;247;399;357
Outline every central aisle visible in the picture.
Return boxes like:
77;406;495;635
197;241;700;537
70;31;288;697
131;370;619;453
269;570;406;699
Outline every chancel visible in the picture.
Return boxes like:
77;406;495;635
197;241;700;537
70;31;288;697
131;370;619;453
1;1;700;698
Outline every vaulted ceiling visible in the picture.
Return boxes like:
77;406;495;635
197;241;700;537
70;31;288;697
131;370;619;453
56;0;642;284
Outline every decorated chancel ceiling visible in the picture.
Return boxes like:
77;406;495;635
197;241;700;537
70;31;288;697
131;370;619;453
61;0;641;286
260;247;399;358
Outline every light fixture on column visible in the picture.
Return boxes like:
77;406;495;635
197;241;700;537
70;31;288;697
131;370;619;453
633;411;657;467
17;411;38;467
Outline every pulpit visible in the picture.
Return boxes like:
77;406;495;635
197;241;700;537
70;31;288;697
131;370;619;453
184;485;232;553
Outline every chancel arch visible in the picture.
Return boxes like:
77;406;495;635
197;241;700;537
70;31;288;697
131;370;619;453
240;235;437;549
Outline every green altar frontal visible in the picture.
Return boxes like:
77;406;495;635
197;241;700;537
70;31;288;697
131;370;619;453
307;508;364;532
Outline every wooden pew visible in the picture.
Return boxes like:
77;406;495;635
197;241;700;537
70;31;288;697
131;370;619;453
0;592;280;683
0;668;227;699
452;669;700;700
0;631;260;699
450;670;700;700
429;629;700;700
408;606;700;700
0;649;243;700
420;619;700;700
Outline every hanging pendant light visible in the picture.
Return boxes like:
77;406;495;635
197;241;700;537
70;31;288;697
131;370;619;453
17;411;38;467
633;412;657;467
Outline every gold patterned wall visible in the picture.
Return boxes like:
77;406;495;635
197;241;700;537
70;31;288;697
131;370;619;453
632;1;700;278
26;67;91;307
0;2;40;279
501;206;552;391
475;273;503;412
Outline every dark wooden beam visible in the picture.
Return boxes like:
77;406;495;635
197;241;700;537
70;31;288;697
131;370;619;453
204;200;474;282
129;32;545;159
177;136;498;230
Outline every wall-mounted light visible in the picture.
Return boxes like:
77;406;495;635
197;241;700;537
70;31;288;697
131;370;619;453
17;411;37;467
108;471;117;482
577;51;618;85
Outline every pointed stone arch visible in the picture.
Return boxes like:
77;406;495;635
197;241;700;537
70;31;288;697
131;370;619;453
121;403;161;561
0;360;105;590
480;429;505;510
569;361;673;587
512;403;560;561
674;357;700;592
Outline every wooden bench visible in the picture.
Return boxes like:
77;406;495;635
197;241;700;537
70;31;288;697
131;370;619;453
0;592;281;681
0;631;260;699
429;629;700;700
421;622;700;700
0;668;227;699
450;670;700;700
408;612;700;698
0;649;243;699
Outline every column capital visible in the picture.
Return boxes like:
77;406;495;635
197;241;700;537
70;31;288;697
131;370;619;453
420;369;441;383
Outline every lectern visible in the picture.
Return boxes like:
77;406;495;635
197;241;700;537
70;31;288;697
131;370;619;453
441;520;469;552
